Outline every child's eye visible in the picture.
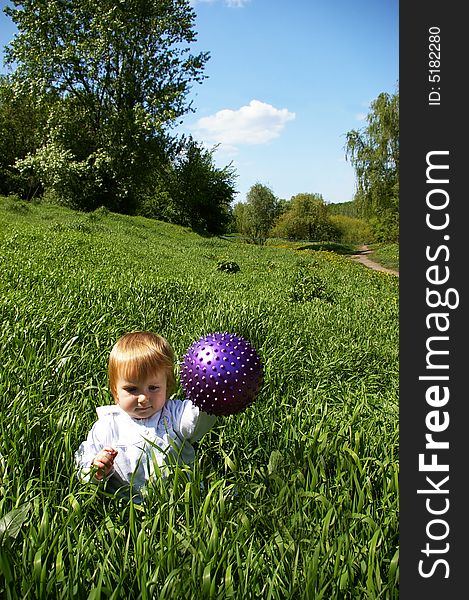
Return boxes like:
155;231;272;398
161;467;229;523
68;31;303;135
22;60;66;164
149;386;159;391
124;387;137;393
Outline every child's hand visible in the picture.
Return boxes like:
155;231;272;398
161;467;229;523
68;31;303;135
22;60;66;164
91;447;117;480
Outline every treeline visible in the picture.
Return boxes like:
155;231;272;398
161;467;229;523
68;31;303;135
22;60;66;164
0;77;236;234
233;184;374;246
0;0;398;242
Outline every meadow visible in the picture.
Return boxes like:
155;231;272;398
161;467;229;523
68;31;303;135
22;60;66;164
0;197;399;599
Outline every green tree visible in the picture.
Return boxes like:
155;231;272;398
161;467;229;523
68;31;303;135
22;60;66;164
329;214;375;245
270;192;339;241
232;200;249;234
235;183;279;244
139;137;237;234
345;89;399;241
0;75;47;198
327;200;357;218
4;0;209;211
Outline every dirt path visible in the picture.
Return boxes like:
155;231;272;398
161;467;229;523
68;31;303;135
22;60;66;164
349;245;399;277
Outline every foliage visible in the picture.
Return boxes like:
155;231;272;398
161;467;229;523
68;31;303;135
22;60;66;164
367;210;399;245
345;89;399;242
232;201;248;235
270;193;340;242
0;75;46;198
327;200;357;218
0;197;398;599
137;137;237;234
169;138;236;234
234;183;280;245
288;263;333;303
136;180;177;223
15;139;94;209
4;0;209;212
329;214;375;245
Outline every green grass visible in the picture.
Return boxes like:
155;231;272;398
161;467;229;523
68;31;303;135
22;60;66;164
265;239;358;255
367;244;399;272
0;197;399;599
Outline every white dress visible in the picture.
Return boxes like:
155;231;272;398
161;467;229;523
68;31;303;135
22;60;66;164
75;399;216;500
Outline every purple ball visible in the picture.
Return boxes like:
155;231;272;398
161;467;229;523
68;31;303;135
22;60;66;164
180;332;263;416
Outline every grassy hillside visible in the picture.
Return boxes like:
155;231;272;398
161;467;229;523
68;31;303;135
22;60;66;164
0;197;399;599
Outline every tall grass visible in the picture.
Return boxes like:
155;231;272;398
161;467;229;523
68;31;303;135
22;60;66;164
0;198;399;599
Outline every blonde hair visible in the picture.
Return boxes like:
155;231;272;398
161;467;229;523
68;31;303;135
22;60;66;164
108;331;176;400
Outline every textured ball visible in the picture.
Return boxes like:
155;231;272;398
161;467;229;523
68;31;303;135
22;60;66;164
180;332;263;416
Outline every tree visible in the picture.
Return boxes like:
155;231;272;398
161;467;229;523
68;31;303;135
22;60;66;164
139;137;237;234
345;89;399;241
0;75;47;198
327;200;357;218
328;214;375;245
4;0;209;211
235;183;279;244
270;193;339;241
232;201;247;232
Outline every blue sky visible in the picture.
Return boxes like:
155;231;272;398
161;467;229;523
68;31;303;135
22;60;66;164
0;0;398;205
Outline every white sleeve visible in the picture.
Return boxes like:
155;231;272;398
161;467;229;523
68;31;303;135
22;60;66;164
173;400;217;442
74;420;109;482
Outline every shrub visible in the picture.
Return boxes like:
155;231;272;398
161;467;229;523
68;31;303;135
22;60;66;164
216;259;240;273
329;214;375;245
270;193;340;242
288;265;332;303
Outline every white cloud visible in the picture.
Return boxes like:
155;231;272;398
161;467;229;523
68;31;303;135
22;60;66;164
225;0;251;7
189;0;215;7
190;100;296;151
190;0;250;6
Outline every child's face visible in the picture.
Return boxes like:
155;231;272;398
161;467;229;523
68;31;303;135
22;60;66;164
114;370;167;419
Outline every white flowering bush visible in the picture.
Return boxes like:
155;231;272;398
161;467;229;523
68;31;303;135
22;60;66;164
16;142;91;207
